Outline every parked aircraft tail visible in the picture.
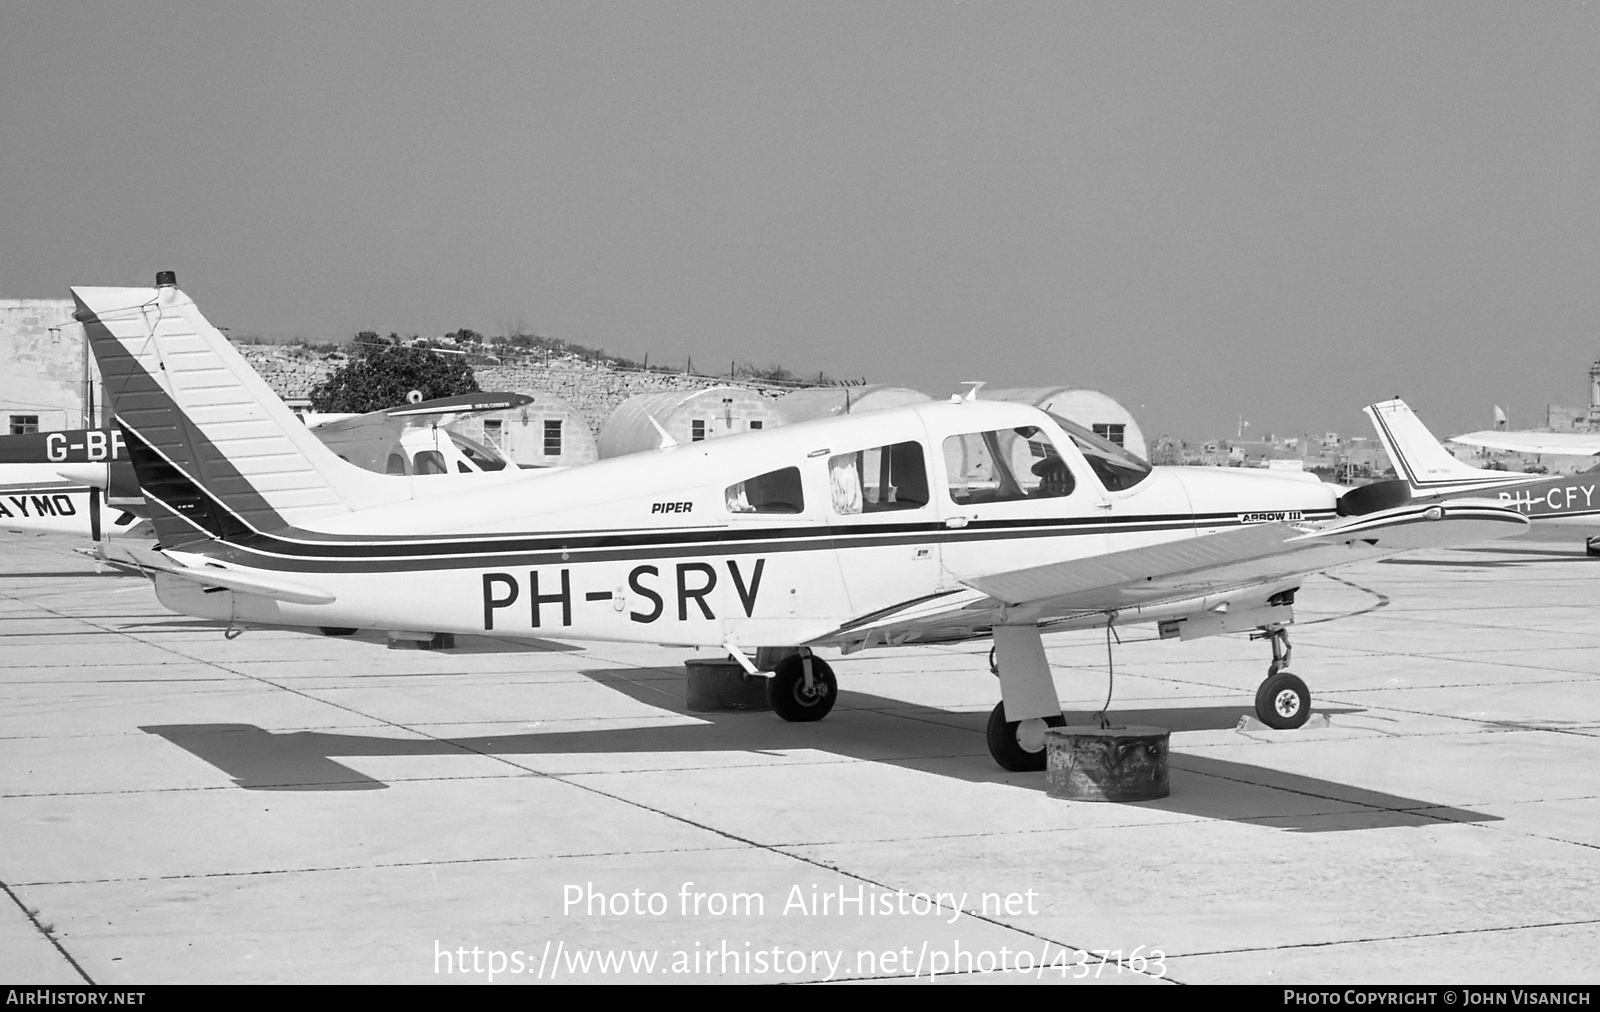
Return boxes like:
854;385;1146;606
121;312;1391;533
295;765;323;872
1364;399;1532;496
72;275;417;548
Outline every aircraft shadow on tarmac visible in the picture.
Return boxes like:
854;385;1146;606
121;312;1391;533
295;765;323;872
0;569;143;579
1380;554;1596;568
138;669;1498;833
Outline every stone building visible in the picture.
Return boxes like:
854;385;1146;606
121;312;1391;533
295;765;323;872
0;299;98;434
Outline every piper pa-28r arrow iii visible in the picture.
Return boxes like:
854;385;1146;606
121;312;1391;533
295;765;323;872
77;277;1530;771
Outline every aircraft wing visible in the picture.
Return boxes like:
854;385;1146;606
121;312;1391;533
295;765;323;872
309;392;534;438
1450;430;1600;456
821;501;1526;647
309;392;533;472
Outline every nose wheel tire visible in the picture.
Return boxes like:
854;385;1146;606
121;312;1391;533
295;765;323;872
986;702;1067;772
769;655;837;722
1254;672;1311;729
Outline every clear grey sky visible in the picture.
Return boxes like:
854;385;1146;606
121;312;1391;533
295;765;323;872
3;2;1597;439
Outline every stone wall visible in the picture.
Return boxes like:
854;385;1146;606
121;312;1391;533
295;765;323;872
234;344;345;402
233;343;803;435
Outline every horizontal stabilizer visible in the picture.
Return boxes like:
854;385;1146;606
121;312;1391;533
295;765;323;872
99;543;336;605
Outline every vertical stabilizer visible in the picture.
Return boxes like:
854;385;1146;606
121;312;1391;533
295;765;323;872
1364;399;1529;495
73;280;411;546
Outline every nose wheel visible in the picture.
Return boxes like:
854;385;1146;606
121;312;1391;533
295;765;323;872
1251;626;1311;729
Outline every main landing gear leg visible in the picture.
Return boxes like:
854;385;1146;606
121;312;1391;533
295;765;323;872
1251;625;1310;730
986;626;1065;772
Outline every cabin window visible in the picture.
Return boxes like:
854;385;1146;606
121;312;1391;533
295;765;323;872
386;452;408;475
828;441;928;515
413;450;448;475
726;466;804;514
544;419;562;456
9;415;39;436
692;419;707;442
944;427;1074;504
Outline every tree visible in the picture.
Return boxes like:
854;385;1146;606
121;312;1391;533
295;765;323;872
308;333;480;412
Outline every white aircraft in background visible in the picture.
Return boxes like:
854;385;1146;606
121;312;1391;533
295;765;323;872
1447;428;1600;457
77;277;1528;771
1365;398;1600;556
304;392;534;476
0;428;146;540
0;393;536;543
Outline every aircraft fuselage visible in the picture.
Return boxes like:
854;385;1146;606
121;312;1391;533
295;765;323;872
149;401;1343;649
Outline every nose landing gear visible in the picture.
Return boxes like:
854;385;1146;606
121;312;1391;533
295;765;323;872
1250;626;1311;729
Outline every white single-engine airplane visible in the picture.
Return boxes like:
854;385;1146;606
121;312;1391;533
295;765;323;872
1366;398;1600;556
75;277;1530;771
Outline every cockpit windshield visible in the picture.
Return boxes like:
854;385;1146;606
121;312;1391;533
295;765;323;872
442;430;511;472
1045;412;1152;492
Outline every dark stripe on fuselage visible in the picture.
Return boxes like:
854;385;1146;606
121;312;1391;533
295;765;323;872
124;415;1345;573
109;370;1345;575
155;506;1337;576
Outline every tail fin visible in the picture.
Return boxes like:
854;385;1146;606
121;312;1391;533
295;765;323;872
73;279;410;547
1364;399;1529;495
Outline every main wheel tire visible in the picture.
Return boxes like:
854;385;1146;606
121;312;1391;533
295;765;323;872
1255;672;1311;729
768;655;837;722
985;702;1067;772
319;627;358;636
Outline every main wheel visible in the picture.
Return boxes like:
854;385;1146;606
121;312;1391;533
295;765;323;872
1255;672;1311;729
768;655;837;722
985;702;1067;772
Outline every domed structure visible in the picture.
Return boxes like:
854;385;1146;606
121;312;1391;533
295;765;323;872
774;384;931;424
598;386;783;459
983;387;1147;460
455;391;598;468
